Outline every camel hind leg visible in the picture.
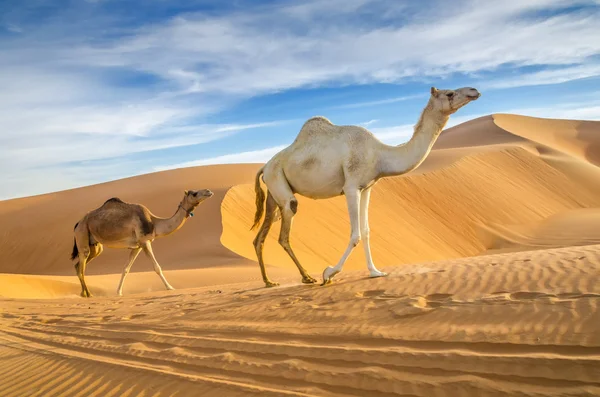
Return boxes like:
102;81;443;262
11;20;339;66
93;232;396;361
263;169;315;286
88;243;104;264
74;224;93;297
253;192;280;287
278;200;317;284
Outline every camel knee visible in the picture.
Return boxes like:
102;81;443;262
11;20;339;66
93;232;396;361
361;227;370;239
278;236;291;251
77;250;90;268
289;198;298;214
349;233;361;247
253;234;262;250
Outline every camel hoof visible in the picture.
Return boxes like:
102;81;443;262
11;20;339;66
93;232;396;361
321;266;339;286
264;281;280;288
302;275;317;284
167;286;175;291
369;270;388;278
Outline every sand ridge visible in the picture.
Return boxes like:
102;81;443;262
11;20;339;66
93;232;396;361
0;245;599;396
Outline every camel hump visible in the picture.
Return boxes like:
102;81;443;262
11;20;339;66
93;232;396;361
303;116;333;127
103;197;125;205
293;116;336;143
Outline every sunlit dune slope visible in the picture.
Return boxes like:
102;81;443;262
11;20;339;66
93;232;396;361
221;114;600;272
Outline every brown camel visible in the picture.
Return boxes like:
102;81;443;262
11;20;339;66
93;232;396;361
71;189;213;297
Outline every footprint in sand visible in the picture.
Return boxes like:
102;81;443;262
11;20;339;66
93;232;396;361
39;317;63;324
388;296;435;318
356;289;406;301
556;292;600;300
509;291;555;300
118;313;147;321
423;294;453;308
356;289;386;298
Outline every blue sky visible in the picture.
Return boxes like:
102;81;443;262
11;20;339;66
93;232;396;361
1;0;600;200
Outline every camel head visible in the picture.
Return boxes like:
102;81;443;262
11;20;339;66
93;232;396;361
181;189;214;217
429;87;480;115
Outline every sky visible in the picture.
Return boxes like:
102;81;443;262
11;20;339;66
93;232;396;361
1;0;600;200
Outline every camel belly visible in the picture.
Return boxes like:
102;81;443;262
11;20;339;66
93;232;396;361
89;228;143;249
91;235;140;249
286;166;345;199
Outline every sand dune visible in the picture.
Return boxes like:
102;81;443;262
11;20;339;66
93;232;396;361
1;113;600;396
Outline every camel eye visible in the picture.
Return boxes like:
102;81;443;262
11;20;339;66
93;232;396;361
446;92;455;98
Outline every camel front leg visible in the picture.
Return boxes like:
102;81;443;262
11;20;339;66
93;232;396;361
322;188;361;285
360;188;387;278
142;241;174;291
116;247;142;296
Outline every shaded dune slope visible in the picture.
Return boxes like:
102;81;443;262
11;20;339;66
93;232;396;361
0;165;261;276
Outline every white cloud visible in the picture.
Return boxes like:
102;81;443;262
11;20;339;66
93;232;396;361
5;24;23;33
485;64;600;89
502;103;600;120
65;0;600;95
361;119;379;127
333;95;426;110
154;145;288;172
370;124;414;145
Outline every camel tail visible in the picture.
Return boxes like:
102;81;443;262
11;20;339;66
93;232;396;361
251;167;266;231
70;222;79;261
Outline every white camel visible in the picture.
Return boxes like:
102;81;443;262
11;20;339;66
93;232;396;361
251;86;481;287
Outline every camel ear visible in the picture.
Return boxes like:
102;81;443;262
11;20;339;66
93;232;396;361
184;190;189;195
430;86;438;96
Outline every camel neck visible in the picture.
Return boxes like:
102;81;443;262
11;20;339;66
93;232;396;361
377;101;448;177
153;203;190;238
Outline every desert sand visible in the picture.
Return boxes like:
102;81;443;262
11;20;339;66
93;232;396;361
1;114;599;396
